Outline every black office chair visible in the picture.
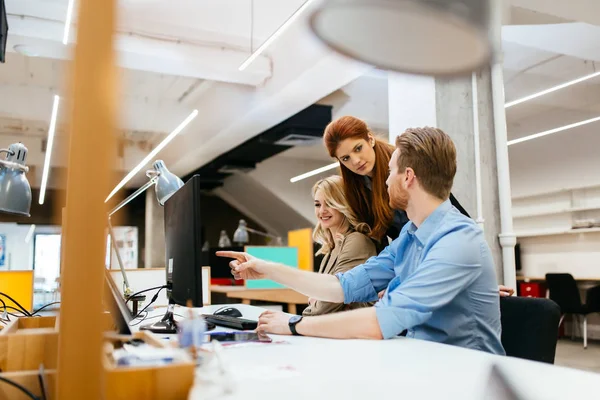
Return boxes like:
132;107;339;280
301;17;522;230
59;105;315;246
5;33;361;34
500;296;560;364
545;273;600;349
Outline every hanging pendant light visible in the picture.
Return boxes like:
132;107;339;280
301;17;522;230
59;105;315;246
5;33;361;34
309;0;492;76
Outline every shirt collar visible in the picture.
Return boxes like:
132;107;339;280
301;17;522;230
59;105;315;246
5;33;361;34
406;199;452;245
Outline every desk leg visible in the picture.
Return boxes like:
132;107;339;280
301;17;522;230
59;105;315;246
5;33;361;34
288;303;297;315
241;299;251;305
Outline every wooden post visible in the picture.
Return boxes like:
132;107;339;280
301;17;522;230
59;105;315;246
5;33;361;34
56;0;117;398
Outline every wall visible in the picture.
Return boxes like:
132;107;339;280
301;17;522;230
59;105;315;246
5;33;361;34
0;223;61;270
509;124;600;339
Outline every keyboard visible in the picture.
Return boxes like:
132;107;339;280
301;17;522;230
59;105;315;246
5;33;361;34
201;314;258;330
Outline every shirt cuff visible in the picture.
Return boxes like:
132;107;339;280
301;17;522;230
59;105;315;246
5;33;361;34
335;267;378;304
374;303;406;339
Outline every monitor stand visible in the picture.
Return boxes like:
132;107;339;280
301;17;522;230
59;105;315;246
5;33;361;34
140;303;177;334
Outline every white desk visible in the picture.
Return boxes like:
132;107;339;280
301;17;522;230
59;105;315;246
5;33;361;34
138;304;600;400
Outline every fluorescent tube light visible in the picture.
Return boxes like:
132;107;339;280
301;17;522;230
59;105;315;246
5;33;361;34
239;0;315;71
25;224;36;244
505;71;600;109
290;162;338;183
105;109;198;202
39;95;60;205
507;115;600;146
62;0;75;45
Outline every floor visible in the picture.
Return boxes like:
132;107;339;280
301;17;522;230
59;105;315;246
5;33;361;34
555;338;600;373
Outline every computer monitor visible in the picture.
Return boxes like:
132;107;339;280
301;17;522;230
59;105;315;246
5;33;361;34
141;175;204;333
0;0;7;64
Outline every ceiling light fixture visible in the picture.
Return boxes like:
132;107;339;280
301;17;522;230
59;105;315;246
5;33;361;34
62;0;75;45
105;109;198;202
239;0;316;71
505;70;600;109
507;115;600;146
39;95;60;205
290;162;338;183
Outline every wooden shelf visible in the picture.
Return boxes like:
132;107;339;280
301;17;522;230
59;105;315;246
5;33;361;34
516;227;600;238
512;183;600;200
513;205;600;219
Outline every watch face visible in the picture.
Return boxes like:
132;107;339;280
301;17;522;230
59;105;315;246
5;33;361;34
289;315;302;324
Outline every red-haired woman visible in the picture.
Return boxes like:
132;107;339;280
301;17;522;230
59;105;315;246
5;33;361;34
323;116;513;297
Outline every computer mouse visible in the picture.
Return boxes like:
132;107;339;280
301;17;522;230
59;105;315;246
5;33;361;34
213;307;243;318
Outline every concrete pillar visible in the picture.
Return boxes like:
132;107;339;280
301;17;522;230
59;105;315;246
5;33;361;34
144;189;166;268
388;71;508;283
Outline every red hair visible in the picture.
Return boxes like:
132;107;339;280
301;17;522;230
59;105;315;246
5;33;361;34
323;116;394;241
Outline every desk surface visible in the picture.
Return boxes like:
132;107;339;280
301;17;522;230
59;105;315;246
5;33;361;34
137;304;600;400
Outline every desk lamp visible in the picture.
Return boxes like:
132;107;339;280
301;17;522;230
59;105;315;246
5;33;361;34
0;143;32;216
108;160;183;305
233;219;283;246
309;0;492;76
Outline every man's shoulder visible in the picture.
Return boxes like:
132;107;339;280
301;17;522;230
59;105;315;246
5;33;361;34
430;210;486;257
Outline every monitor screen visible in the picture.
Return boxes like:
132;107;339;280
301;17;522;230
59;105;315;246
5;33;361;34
208;246;243;279
164;175;204;307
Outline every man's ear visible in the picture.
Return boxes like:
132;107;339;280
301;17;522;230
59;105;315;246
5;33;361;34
405;167;416;186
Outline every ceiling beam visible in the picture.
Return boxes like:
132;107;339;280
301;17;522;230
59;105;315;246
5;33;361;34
6;15;272;86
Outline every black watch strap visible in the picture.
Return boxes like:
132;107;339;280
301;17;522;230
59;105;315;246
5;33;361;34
289;316;303;336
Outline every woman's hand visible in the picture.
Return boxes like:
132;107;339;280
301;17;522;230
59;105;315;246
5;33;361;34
257;310;293;335
215;251;270;280
378;290;385;299
499;285;515;297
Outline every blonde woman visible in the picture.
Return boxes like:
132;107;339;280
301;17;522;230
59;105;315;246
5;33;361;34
302;175;376;316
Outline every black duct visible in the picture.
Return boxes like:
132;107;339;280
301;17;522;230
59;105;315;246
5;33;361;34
184;104;332;190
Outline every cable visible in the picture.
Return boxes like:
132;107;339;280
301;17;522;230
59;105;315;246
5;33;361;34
0;375;39;400
132;287;165;319
0;293;32;316
129;312;185;327
30;302;61;316
125;285;167;304
129;311;149;327
0;297;8;321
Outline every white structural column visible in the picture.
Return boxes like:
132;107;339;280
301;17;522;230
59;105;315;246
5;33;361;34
388;70;515;287
144;189;166;268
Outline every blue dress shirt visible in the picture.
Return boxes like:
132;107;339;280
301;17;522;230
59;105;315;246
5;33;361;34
337;200;505;355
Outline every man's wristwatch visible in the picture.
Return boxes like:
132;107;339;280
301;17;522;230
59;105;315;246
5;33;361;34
288;315;303;336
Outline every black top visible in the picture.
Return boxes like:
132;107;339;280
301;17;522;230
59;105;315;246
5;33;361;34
384;193;470;241
363;176;471;247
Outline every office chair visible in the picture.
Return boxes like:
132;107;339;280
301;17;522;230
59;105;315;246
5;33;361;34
545;273;600;349
500;296;561;364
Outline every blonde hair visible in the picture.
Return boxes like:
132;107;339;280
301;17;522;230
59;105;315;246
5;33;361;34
312;175;371;255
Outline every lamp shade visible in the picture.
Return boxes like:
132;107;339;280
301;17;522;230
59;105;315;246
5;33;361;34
0;143;32;216
152;160;184;206
309;0;492;76
233;219;249;244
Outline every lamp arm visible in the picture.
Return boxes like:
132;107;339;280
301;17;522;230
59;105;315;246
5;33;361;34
107;216;132;295
244;227;280;240
109;176;157;217
107;175;157;297
0;158;29;173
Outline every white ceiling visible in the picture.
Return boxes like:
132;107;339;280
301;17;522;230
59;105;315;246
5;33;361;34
2;0;600;197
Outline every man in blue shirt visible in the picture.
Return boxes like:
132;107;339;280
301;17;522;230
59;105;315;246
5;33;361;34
218;127;505;355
